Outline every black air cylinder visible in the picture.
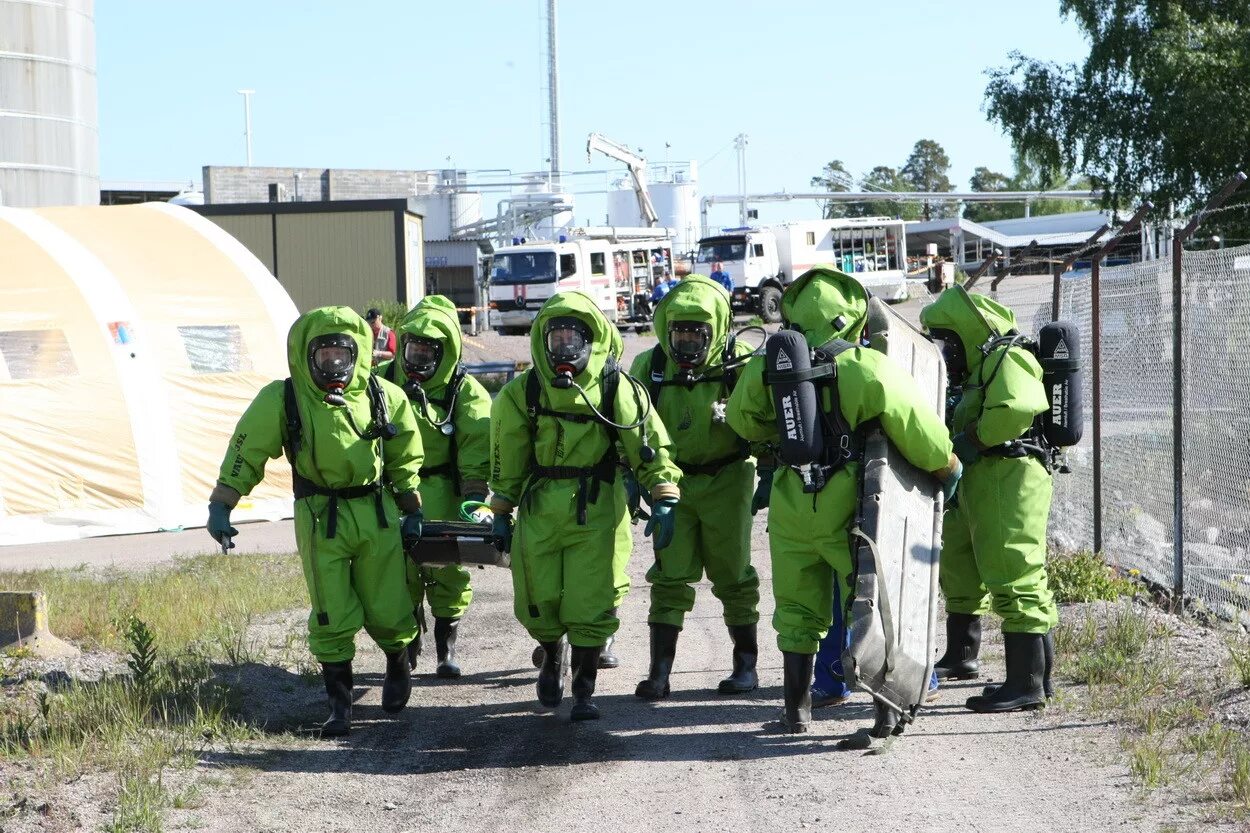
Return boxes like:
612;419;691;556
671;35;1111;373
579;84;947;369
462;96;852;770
766;330;824;465
1037;320;1083;447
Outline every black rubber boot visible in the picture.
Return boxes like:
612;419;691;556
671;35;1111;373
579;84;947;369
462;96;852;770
537;638;567;708
406;607;423;671
320;661;353;737
570;646;601;721
635;623;680;700
598;608;621;669
965;632;1046;713
381;650;412;713
531;643;545;668
718;623;759;694
780;652;814;734
982;629;1055;699
434;617;462;679
935;613;982;680
837;700;904;751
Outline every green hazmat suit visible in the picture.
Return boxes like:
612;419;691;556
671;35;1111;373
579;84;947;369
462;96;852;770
919;287;1057;634
214;306;423;662
725;268;956;654
629;275;760;629
490;291;683;647
377;295;491;623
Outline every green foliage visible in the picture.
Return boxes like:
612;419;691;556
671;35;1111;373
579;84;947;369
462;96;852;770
901;139;955;220
964;153;1100;223
1228;638;1250;688
124;617;158;687
1048;549;1139;603
810;159;854;219
983;0;1250;234
809;139;956;220
0;554;307;655
363;299;410;329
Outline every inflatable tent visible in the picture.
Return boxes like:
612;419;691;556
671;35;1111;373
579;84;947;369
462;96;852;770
0;202;298;545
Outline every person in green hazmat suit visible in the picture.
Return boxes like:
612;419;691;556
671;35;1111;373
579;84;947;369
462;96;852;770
490;291;683;721
207;306;423;737
920;285;1058;713
377;295;491;680
726;267;960;736
628;275;762;699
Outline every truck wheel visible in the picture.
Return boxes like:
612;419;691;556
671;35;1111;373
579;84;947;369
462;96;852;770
759;286;783;323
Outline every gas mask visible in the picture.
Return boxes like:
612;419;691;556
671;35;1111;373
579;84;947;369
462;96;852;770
668;321;713;370
929;328;968;382
402;335;444;383
308;333;357;403
544;316;593;387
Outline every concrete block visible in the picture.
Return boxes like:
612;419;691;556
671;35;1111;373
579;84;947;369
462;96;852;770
0;590;79;658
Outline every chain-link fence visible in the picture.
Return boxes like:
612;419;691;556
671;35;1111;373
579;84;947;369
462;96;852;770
986;244;1250;623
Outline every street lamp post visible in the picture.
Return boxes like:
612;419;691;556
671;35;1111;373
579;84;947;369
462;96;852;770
236;89;255;166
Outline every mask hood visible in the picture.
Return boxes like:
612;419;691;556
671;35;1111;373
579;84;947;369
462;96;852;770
780;266;868;347
919;285;1018;377
287;306;373;397
653;274;731;369
395;294;463;391
529;291;614;393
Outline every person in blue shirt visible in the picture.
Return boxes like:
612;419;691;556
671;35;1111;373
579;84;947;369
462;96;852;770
709;260;734;294
650;271;680;304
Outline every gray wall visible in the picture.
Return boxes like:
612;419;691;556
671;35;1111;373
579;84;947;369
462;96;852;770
203;166;438;204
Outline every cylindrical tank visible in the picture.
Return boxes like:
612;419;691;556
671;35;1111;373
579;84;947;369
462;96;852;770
605;161;700;253
449;190;482;236
0;0;98;207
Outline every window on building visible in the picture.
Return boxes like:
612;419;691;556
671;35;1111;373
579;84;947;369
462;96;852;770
0;329;77;380
590;252;606;275
560;253;577;278
805;231;816;246
178;325;251;374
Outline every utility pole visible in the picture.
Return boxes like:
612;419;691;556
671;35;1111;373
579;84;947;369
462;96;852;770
546;0;560;187
236;89;255;166
734;133;748;225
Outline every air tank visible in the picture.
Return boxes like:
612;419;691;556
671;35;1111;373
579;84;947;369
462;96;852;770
0;0;99;207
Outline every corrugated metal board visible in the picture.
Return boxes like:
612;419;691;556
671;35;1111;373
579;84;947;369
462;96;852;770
274;211;396;312
203;214;274;272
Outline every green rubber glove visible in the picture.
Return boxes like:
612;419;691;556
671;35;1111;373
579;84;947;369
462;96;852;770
952;432;981;466
751;468;774;516
207;501;237;550
492;513;513;553
644;498;678;550
401;510;423;544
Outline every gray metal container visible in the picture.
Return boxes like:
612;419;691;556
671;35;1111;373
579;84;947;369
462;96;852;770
0;0;99;207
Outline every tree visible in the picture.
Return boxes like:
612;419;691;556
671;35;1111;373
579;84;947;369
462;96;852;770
901;139;955;220
984;0;1250;224
809;160;854;219
964;153;1099;223
858;166;922;221
965;166;1017;223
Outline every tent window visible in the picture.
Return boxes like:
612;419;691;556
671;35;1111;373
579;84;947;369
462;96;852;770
0;330;77;380
178;325;251;374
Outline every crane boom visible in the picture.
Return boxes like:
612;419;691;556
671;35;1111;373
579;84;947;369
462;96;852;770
586;132;660;227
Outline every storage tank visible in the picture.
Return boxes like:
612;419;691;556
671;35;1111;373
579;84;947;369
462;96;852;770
0;0;99;207
605;161;700;253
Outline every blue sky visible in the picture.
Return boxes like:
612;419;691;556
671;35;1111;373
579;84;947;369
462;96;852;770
98;1;1089;226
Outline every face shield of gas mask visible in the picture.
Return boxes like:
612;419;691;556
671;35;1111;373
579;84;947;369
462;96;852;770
544;317;593;377
308;334;357;392
930;329;968;382
402;336;443;381
668;321;712;368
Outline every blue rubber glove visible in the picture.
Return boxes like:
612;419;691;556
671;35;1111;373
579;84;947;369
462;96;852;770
952;431;981;466
622;469;644;520
492;513;513;553
207;501;237;550
942;459;963;504
401;510;423;543
751;468;774;516
644;498;678;550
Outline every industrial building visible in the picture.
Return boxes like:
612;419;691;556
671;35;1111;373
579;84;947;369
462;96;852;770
194;199;425;313
0;0;99;207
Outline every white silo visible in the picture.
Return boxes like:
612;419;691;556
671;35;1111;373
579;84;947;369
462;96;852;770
0;0;99;207
605;161;700;253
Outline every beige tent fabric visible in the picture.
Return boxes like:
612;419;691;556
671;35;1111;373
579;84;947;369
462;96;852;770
0;204;298;545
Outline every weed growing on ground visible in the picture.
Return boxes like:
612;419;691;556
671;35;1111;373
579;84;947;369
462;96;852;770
1227;638;1250;688
0;554;306;654
1048;550;1139;603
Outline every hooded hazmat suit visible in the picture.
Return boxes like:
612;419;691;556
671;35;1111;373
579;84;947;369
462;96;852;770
378;296;491;627
629;276;760;630
213;306;423;663
726;268;956;656
489;291;682;649
919;287;1057;635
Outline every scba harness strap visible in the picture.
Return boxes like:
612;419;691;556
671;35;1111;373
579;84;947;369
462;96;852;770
282;378;388;539
391;361;468;495
522;359;623;525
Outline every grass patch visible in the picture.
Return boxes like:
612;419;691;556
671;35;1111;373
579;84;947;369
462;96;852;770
1048;549;1139;603
0;554;307;654
1228;637;1250;688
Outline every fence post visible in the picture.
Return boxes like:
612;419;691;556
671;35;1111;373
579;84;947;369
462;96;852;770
1169;171;1247;612
1088;202;1152;556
